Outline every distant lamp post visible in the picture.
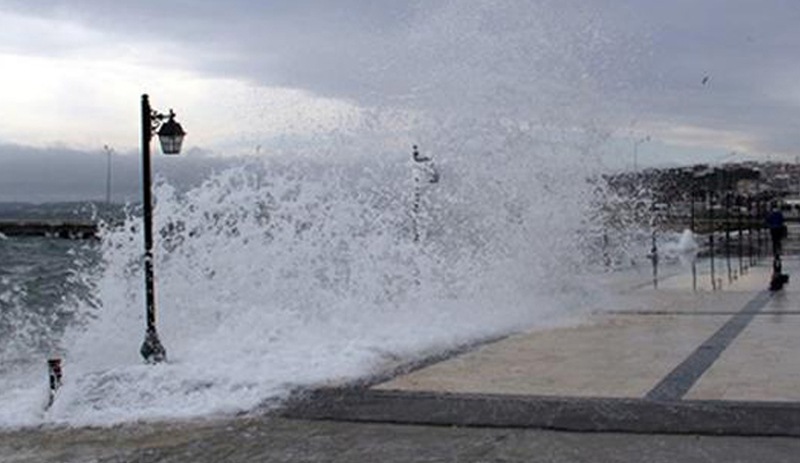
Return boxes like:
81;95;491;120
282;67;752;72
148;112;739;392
103;145;114;205
139;94;186;364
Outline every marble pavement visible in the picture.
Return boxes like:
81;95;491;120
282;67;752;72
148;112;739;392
286;252;800;436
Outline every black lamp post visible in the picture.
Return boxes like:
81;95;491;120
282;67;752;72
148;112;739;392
139;94;186;364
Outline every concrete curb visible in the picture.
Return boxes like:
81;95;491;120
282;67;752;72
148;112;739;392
282;387;800;437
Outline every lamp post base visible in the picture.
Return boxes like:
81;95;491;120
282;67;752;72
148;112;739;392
140;329;167;364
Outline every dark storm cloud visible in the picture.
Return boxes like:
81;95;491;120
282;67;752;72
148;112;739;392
0;0;417;100
0;1;630;108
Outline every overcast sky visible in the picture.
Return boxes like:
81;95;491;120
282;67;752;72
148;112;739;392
1;0;800;201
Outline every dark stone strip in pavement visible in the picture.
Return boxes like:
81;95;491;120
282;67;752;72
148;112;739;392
644;290;773;402
607;310;800;316
282;388;800;437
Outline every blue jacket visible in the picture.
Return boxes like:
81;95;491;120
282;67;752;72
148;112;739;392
766;210;785;230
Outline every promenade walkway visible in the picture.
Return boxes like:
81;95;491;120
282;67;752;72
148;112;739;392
288;245;800;437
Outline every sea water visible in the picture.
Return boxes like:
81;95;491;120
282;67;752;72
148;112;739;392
0;234;99;426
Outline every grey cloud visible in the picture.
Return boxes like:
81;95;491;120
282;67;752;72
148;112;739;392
3;0;800;159
0;0;413;81
0;1;633;110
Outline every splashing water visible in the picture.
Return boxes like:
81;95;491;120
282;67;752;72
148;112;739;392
0;0;645;427
50;138;601;425
0;237;100;427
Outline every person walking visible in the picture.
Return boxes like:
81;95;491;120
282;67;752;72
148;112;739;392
766;203;787;258
766;203;789;291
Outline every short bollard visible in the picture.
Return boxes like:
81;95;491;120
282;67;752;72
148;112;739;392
770;256;789;291
47;358;63;409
